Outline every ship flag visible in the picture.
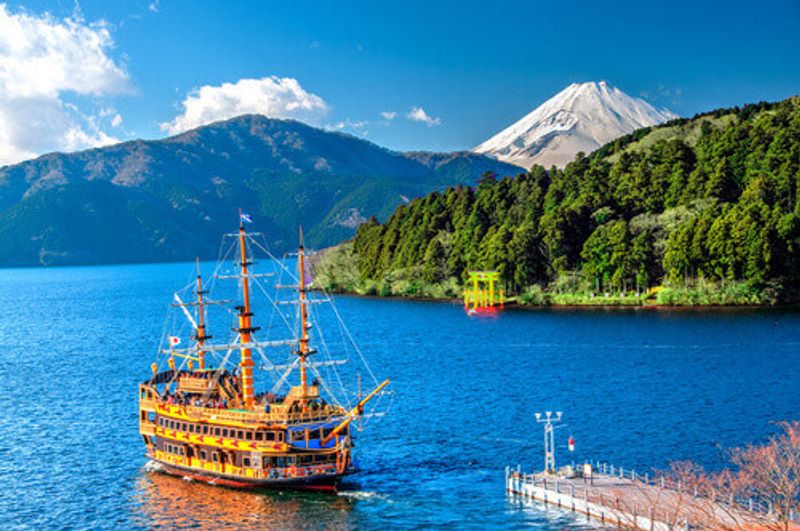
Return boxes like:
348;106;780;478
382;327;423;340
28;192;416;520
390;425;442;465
240;212;253;224
168;336;181;347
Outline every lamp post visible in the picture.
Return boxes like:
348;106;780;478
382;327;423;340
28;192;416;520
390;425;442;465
535;411;563;474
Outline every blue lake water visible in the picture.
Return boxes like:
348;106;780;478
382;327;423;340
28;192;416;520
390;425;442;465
0;261;799;529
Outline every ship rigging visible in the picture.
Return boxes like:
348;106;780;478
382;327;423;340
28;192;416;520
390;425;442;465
138;214;391;491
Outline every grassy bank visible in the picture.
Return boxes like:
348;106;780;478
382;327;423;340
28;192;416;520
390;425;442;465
311;243;780;307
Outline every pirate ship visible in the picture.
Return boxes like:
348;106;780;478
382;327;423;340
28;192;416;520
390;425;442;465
138;214;390;491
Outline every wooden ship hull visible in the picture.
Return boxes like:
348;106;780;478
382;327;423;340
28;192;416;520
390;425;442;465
155;462;347;491
139;381;361;492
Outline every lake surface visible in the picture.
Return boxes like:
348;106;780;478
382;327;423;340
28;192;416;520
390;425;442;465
0;261;799;529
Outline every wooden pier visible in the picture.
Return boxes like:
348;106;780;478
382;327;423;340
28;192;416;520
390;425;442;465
505;462;784;530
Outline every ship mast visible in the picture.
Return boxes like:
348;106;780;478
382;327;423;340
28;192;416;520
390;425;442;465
194;258;210;370
237;212;256;408
298;226;313;397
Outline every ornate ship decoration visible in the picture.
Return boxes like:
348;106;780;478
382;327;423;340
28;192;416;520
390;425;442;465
138;213;391;491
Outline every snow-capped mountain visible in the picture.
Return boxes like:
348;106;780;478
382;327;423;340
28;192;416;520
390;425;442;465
473;81;678;169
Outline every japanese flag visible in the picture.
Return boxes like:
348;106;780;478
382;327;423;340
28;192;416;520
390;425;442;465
168;336;181;347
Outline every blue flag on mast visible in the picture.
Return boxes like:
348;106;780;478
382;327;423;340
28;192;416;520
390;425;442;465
240;212;253;224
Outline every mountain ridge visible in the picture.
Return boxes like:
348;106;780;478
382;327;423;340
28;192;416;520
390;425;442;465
473;81;678;169
0;114;522;267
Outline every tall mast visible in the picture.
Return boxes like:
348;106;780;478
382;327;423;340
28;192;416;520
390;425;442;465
194;257;210;370
237;211;256;408
298;226;312;396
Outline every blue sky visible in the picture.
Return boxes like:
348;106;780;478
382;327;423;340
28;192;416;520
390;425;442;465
1;0;799;164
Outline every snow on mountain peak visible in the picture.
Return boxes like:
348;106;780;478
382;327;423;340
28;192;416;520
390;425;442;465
473;81;678;169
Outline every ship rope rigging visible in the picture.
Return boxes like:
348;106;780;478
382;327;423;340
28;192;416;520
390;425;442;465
153;222;392;426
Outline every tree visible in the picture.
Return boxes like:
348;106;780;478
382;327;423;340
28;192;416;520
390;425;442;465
422;236;447;283
731;422;800;531
706;158;739;203
658;422;800;531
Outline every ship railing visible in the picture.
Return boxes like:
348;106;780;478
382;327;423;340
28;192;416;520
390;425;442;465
160;403;347;426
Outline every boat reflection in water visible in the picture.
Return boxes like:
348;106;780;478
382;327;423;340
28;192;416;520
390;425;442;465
132;464;356;529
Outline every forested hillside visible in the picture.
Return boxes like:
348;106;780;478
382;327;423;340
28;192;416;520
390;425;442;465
0;115;520;267
317;97;800;305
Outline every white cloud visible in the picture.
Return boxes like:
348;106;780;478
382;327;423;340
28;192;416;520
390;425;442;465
148;1;160;13
111;113;123;128
326;118;369;137
407;106;441;127
380;111;397;120
329;119;367;130
161;76;329;135
0;5;129;165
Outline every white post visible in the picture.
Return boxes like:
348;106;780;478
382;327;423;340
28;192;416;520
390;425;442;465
535;411;563;474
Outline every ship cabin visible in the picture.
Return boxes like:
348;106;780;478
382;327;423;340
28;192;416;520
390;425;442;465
138;367;353;484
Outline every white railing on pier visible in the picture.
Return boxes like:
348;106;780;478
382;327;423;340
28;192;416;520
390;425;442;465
507;461;799;526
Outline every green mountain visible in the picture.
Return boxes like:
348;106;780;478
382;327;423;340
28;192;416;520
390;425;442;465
318;97;800;305
0;115;521;266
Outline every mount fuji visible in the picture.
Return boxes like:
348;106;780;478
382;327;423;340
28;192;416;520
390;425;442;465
473;81;678;169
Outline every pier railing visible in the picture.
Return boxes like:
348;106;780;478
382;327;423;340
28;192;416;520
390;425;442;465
508;461;800;530
590;460;787;519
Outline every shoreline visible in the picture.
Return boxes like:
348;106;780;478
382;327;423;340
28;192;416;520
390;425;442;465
316;289;798;311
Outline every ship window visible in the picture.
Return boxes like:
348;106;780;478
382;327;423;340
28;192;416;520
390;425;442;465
243;457;251;467
212;453;219;462
277;432;284;442
214;427;220;436
265;432;275;441
255;432;263;441
170;421;176;429
200;450;207;460
203;426;209;435
245;432;253;441
180;447;185;456
300;455;312;464
237;430;244;439
182;423;187;431
148;412;156;422
309;429;320;440
167;444;172;453
222;429;228;437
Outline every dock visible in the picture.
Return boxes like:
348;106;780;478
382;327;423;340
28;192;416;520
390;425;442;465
505;462;781;530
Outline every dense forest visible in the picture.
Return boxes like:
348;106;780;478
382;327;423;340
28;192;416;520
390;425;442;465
316;97;800;305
